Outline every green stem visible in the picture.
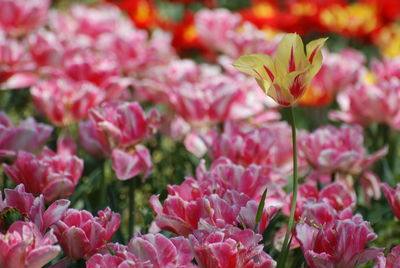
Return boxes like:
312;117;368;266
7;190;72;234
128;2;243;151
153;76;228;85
277;106;298;268
128;178;136;240
100;159;108;208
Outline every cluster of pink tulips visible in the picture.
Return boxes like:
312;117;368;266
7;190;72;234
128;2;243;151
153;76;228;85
1;0;400;267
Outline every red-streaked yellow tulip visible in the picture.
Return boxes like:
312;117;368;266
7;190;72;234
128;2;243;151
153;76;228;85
233;33;327;106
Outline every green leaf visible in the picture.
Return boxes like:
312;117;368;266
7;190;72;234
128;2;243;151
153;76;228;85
255;187;268;232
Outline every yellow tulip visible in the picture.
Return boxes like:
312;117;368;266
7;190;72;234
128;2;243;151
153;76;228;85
233;33;327;106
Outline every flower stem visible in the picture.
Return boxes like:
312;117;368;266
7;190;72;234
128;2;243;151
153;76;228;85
128;178;136;240
277;106;298;268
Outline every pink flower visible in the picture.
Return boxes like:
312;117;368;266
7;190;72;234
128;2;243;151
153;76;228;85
0;35;34;87
0;0;50;37
192;157;286;204
137;60;242;125
151;188;278;236
31;78;104;127
86;243;152;268
296;214;381;268
128;234;196;267
0;112;52;161
311;48;365;96
52;207;120;260
381;183;400;220
89;101;159;180
212;122;299;175
359;171;382;205
3;148;83;203
0;221;60;268
189;223;276;268
375;245;400;268
195;9;279;58
371;57;400;82
95;22;174;75
329;79;400;129
28;30;64;71
78;120;109;158
282;181;356;220
0;184;70;233
62;49;127;101
299;124;387;175
195;8;241;55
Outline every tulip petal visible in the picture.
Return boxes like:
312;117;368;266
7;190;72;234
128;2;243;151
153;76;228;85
232;54;275;83
275;33;306;73
305;38;328;81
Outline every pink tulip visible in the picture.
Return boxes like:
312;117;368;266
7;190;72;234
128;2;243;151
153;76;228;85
375;246;400;268
371;57;400;82
329;79;400;129
89;101;159;180
189;223;276;268
31;78;104;126
3;148;83;203
359;171;382;205
62;49;127;101
195;9;241;54
0;184;69;233
0;221;60;268
311;49;365;96
0;0;50;37
28;30;64;71
0;35;34;87
90;101;158;149
192;157;286;204
78;120;109;158
111;146;152;180
0;112;52;161
127;234;196;268
56;4;130;40
381;183;400;220
195;9;280;58
299;124;387;175
86;243;152;268
150;158;283;235
212;121;300;175
282;181;356;221
137;59;242;125
151;188;278;236
296;214;381;268
52;207;120;260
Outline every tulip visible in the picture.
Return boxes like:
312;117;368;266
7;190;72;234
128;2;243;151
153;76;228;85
0;0;50;37
330;78;400;130
193;157;286;204
89;101;159;180
3;148;83;203
151;188;278;236
0;221;60;268
0;35;35;88
296;215;382;268
52;207;120;260
31;78;104;127
233;33;327;106
0;112;52;162
0;184;70;233
86;243;151;268
299;124;387;175
128;234;195;267
211;121;300;175
189;223;276;268
376;246;400;268
381;183;400;220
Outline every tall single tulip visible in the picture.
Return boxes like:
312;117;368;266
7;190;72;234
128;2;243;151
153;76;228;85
233;33;327;106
